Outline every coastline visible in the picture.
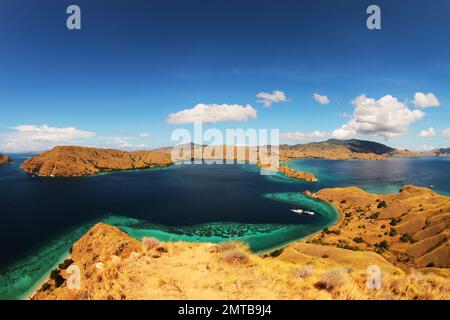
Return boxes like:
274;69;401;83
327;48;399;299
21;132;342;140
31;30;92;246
24;252;70;300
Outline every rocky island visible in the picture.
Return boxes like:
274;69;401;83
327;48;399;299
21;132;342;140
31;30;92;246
278;164;317;181
21;146;173;177
0;153;11;165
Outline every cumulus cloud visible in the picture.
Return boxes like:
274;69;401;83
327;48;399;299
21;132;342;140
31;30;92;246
0;124;96;152
313;93;330;105
443;128;450;139
419;127;436;138
332;95;425;139
167;103;257;124
280;131;328;142
139;132;149;137
256;90;287;108
413;92;440;108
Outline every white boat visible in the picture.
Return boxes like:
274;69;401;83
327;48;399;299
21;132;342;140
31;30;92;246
291;208;315;216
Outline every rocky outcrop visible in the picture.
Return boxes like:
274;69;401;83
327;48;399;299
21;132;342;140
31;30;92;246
0;153;10;165
21;146;173;177
278;164;317;181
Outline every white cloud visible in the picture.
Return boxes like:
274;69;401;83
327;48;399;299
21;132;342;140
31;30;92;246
443;128;450;139
313;93;330;105
139;132;149;137
105;137;149;149
413;92;440;108
256;90;287;108
280;131;328;142
419;127;436;138
0;124;96;152
416;145;435;151
167;103;257;124
332;95;425;139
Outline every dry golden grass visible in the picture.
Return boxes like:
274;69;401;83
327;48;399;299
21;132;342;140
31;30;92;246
307;185;450;269
32;223;450;300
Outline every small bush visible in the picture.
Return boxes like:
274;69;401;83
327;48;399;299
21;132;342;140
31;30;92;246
353;237;364;244
50;269;65;288
221;249;249;264
377;200;387;209
41;282;51;291
269;248;284;257
389;228;397;237
389;217;401;226
217;241;238;252
399;233;415;243
294;265;314;279
314;269;347;291
340;199;347;204
377;240;389;251
142;237;160;251
58;259;74;270
427;262;434;268
369;212;380;219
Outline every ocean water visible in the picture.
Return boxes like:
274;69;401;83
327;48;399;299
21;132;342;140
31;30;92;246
0;156;448;299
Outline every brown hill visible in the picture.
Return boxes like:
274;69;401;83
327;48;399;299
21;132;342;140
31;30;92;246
307;186;450;269
280;139;390;160
21;146;173;177
31;223;449;300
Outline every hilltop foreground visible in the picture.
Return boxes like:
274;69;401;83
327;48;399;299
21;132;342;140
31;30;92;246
31;223;449;300
32;185;450;300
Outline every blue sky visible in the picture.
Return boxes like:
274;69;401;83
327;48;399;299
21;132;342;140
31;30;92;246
0;0;449;152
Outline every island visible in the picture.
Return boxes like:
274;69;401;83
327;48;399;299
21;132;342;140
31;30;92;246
21;146;173;177
0;153;10;165
21;139;449;178
278;164;317;181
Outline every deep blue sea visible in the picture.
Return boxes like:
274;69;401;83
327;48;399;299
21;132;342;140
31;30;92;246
0;155;449;299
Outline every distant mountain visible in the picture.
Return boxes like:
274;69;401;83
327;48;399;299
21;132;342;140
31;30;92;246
282;139;449;160
308;139;395;155
431;148;450;156
280;139;394;160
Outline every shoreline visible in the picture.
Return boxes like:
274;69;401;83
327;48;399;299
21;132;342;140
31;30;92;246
23;192;341;300
23;252;70;300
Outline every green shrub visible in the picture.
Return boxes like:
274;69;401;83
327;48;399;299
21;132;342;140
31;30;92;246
389;217;401;226
369;212;380;219
399;233;415;243
353;237;364;244
58;259;74;270
377;200;387;209
389;228;397;237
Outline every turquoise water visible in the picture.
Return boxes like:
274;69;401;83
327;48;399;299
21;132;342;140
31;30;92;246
0;156;448;299
284;157;450;196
